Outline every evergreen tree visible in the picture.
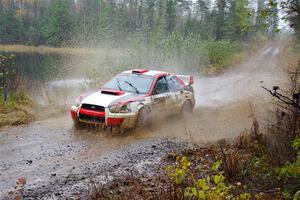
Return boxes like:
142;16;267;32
255;0;268;33
197;0;210;23
226;0;251;40
77;0;101;42
96;1;113;42
5;1;24;44
42;0;73;46
156;0;166;35
0;1;5;43
196;0;213;39
145;0;155;32
0;0;286;46
215;0;227;40
282;0;300;38
268;0;279;38
165;0;176;35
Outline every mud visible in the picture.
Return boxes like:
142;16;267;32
0;42;289;198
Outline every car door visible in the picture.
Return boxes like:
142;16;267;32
151;76;172;112
166;75;186;113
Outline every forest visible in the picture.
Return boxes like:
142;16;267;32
0;0;282;47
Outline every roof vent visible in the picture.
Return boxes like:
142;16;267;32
101;89;125;96
132;69;149;74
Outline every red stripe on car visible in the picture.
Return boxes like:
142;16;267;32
79;108;105;117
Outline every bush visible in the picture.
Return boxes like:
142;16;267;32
0;54;16;101
203;40;243;69
125;32;251;75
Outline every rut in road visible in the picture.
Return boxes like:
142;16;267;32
0;43;288;196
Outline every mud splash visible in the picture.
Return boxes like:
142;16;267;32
35;79;88;106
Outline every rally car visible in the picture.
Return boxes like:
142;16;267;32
70;69;195;131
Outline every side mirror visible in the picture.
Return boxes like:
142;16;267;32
273;86;280;92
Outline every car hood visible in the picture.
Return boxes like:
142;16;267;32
81;90;141;107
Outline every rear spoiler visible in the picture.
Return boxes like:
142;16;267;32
177;75;194;86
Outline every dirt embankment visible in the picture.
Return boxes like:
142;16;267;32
0;42;290;198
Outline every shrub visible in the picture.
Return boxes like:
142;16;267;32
203;40;243;69
0;54;16;101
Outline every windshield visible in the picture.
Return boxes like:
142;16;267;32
102;73;154;94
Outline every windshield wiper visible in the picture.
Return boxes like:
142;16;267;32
116;78;123;91
124;80;140;94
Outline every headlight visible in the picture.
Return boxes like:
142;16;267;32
109;103;131;113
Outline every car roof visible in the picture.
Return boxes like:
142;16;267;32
121;69;168;77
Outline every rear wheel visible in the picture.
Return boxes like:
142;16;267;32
135;107;149;129
181;100;193;118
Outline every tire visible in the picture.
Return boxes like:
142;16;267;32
181;100;193;118
73;118;82;129
135;107;149;129
111;126;121;134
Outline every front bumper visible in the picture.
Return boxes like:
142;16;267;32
70;105;138;129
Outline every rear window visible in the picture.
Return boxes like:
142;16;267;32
102;73;154;94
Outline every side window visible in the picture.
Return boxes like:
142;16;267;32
153;77;169;94
166;75;184;92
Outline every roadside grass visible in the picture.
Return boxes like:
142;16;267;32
278;39;300;72
0;92;36;127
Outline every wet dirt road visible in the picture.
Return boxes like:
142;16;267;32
0;42;288;197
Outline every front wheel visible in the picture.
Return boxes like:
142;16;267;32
135;107;149;129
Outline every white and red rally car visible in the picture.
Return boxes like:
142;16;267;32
70;69;195;131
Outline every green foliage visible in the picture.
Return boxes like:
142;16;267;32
0;54;16;100
275;137;300;195
42;0;73;46
292;138;300;150
165;0;176;35
163;132;300;200
0;0;276;46
165;156;252;199
0;1;23;44
126;31;247;74
204;40;243;68
0;1;5;43
225;0;252;40
9;92;30;104
0;91;30;110
0;54;32;104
